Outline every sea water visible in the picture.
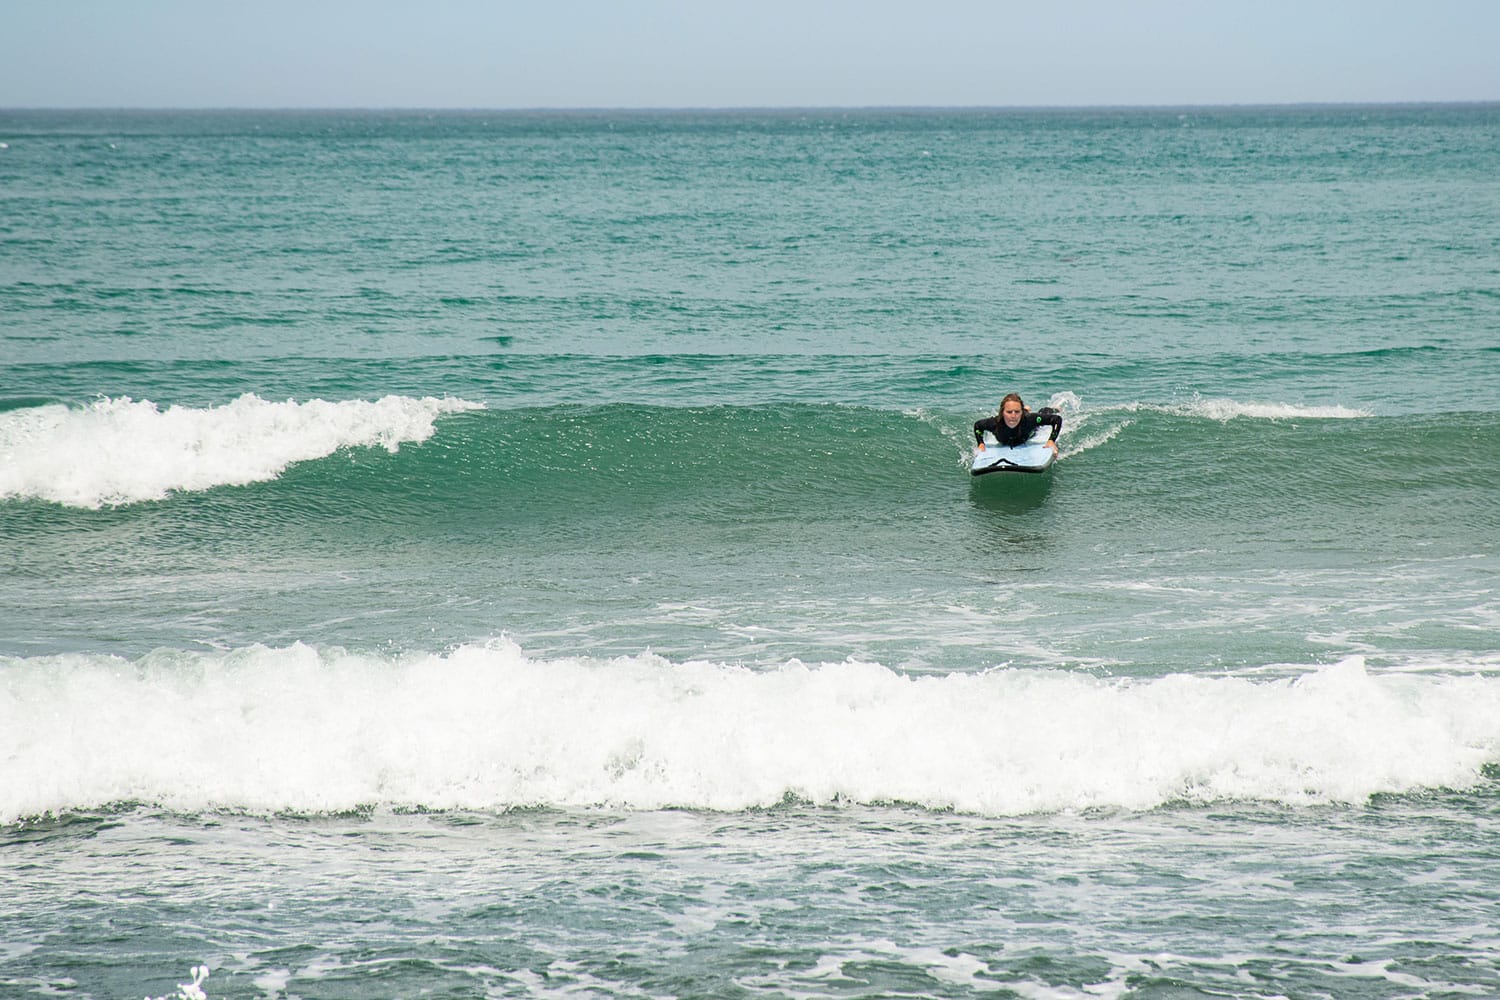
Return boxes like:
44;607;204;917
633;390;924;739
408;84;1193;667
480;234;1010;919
2;106;1499;998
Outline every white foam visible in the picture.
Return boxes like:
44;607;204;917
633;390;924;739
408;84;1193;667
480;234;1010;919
1130;395;1371;421
0;394;483;508
1055;416;1131;460
3;643;1497;824
145;966;211;1000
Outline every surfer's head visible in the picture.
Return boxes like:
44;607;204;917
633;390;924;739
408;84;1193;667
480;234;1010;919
999;393;1025;428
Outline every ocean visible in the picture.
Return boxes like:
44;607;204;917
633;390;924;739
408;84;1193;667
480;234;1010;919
2;105;1498;999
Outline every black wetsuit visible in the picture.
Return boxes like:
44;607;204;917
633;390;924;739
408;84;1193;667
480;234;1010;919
973;407;1062;448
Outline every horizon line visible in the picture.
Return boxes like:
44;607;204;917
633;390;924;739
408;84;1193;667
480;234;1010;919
4;99;1499;114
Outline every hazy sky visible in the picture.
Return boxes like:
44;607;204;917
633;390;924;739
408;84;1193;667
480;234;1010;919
6;1;1497;109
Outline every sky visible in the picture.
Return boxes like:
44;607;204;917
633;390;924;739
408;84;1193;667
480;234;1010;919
4;0;1498;109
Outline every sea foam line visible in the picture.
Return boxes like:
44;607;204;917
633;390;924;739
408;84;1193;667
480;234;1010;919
0;394;484;508
2;642;1496;823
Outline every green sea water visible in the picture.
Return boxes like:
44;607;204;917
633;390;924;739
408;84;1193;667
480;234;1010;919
3;106;1499;999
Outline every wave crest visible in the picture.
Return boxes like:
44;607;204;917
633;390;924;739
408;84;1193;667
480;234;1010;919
0;394;483;508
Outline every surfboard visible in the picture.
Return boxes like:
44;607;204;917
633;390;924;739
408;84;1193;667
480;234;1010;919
970;428;1056;476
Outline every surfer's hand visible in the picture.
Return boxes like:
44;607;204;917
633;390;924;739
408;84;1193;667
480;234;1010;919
1044;440;1058;452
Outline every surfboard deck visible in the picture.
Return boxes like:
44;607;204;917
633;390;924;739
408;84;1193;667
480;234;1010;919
970;430;1056;476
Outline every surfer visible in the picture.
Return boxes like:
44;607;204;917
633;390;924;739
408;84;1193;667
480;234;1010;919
974;394;1062;452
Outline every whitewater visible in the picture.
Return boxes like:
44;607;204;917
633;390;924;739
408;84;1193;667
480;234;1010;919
4;642;1498;824
0;394;483;507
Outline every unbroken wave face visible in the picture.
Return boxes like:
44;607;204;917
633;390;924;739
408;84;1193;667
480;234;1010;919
0;394;484;508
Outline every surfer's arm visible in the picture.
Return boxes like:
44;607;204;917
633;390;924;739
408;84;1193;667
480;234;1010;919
972;418;990;449
1035;409;1063;449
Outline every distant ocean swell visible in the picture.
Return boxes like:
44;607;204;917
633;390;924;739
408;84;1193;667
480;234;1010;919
2;641;1497;824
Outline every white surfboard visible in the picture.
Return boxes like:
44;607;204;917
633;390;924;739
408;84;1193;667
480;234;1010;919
970;427;1056;476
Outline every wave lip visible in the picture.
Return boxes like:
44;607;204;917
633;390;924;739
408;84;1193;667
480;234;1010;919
0;393;484;508
2;643;1496;824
